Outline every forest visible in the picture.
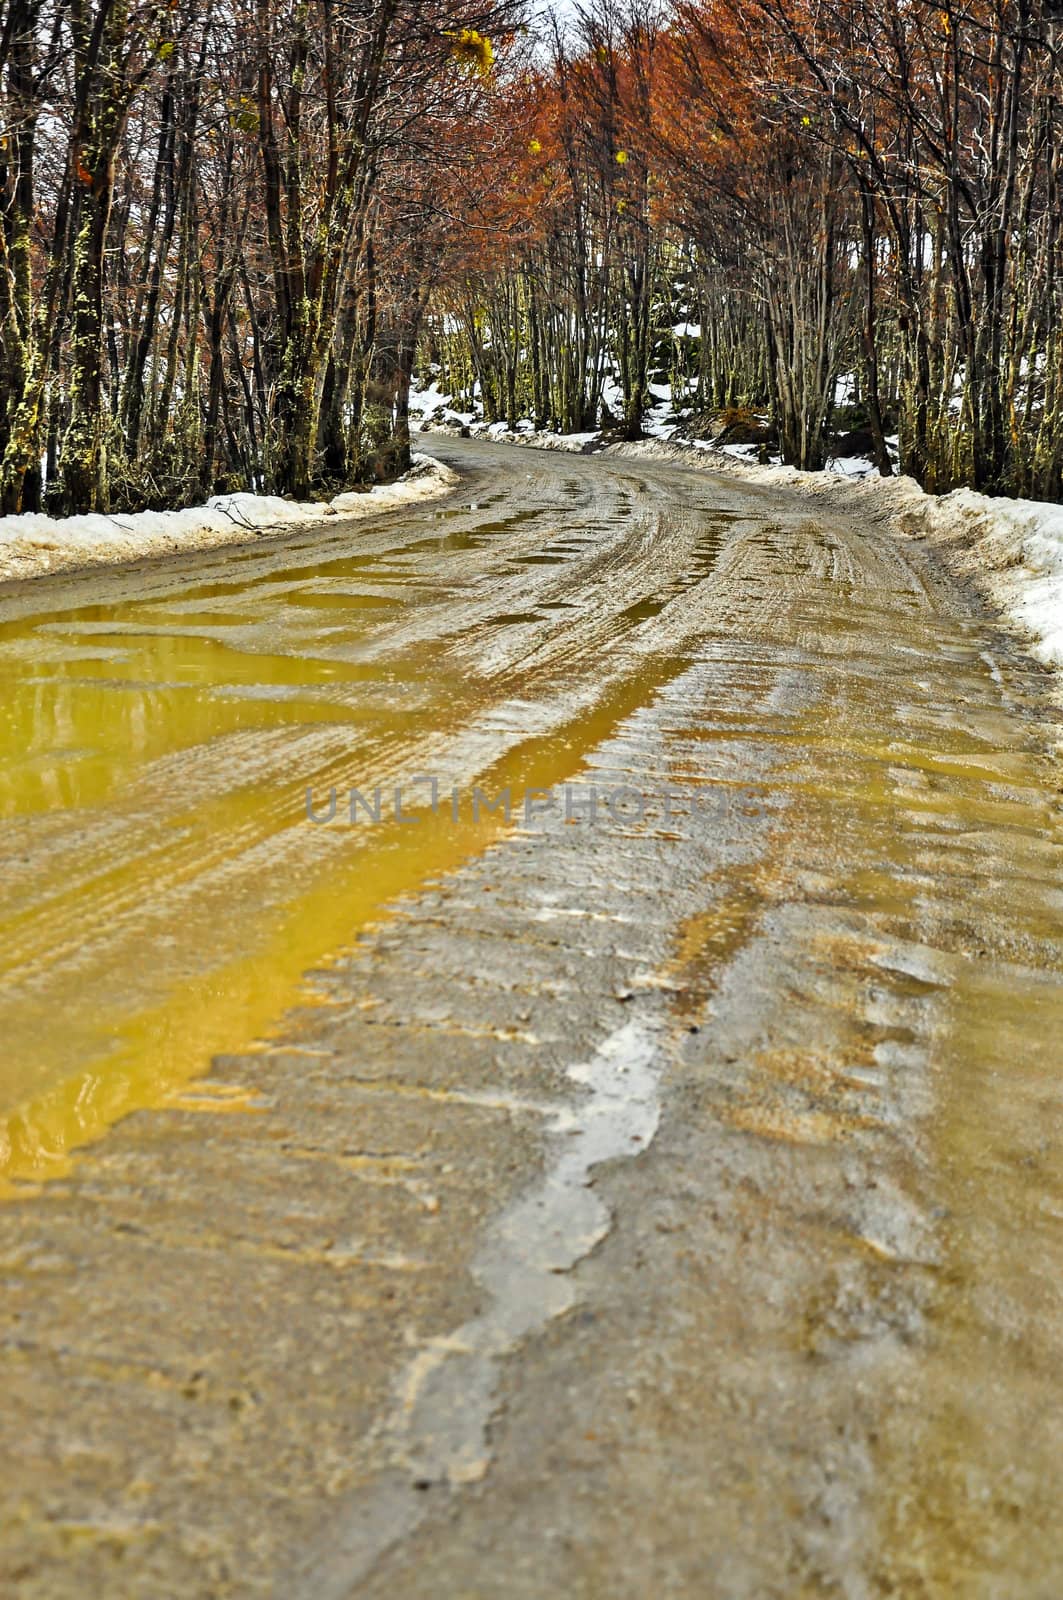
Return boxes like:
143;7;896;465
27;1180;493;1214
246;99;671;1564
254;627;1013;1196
2;0;1062;518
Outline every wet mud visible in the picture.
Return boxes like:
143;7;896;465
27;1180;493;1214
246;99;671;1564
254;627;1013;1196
1;439;1061;1598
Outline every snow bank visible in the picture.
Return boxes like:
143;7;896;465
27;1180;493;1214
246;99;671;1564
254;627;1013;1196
442;422;597;454
0;454;458;585
898;489;1063;670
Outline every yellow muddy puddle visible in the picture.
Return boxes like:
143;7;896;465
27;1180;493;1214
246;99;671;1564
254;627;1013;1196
0;529;696;1187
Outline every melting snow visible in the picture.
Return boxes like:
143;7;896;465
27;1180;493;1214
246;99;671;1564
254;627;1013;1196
0;455;458;583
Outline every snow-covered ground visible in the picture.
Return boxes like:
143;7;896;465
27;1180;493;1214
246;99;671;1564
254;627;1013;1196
0;454;458;584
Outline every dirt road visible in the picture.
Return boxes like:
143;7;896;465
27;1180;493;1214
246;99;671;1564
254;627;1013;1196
1;439;1061;1597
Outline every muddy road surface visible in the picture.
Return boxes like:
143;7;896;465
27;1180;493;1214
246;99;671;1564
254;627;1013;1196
1;438;1061;1597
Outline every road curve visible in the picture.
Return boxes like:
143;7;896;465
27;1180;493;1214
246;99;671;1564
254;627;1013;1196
1;438;1062;1597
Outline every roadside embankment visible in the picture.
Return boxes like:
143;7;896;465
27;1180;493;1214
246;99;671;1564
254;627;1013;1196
0;454;459;584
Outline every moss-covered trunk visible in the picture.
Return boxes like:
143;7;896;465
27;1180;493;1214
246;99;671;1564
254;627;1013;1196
60;169;114;513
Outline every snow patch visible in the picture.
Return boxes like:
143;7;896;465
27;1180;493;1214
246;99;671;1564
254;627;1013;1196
824;454;878;480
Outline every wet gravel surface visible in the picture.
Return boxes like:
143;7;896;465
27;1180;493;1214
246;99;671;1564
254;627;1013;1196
1;439;1062;1598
